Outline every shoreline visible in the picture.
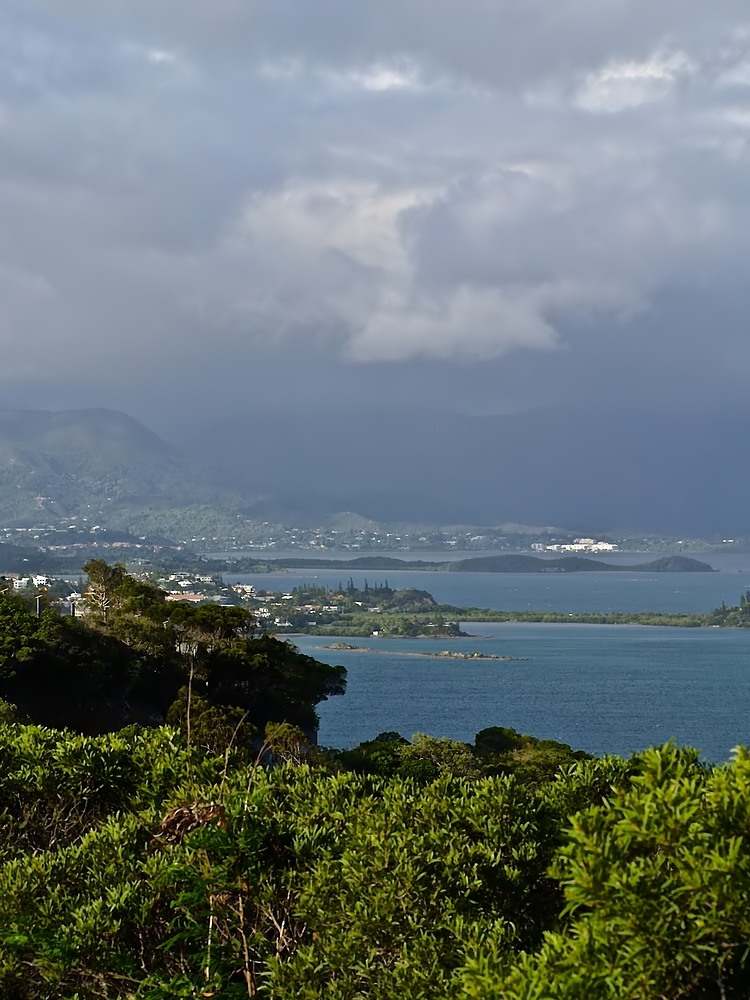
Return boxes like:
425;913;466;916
281;619;713;639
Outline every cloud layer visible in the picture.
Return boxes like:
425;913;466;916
2;1;750;417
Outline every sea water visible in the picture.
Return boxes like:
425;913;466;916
293;624;750;762
228;551;750;615
231;551;750;761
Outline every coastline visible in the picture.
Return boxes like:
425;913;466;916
280;617;712;639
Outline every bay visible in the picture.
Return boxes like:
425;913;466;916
229;556;750;614
228;551;750;761
294;624;750;763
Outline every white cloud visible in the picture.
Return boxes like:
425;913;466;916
716;60;750;89
121;42;179;65
347;63;421;93
347;285;560;362
145;48;176;65
575;51;695;113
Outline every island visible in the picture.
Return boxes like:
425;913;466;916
245;554;715;573
318;643;528;661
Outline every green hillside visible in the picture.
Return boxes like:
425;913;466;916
0;409;229;523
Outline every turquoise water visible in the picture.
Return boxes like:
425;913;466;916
293;624;750;762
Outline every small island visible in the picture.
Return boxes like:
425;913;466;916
318;644;527;661
433;650;528;661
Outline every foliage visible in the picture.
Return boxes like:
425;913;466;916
0;595;158;731
334;727;589;784
707;591;750;627
263;770;560;999
2;725;750;998
0;562;346;736
460;745;750;999
0;724;219;863
165;686;258;762
0;722;615;998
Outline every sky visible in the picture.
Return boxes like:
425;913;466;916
1;1;750;433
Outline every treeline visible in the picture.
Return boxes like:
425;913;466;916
0;560;345;736
708;591;750;627
283;583;462;636
452;608;708;626
283;585;750;634
2;724;750;998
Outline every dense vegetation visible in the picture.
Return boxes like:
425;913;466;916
250;582;750;635
1;724;750;998
463;592;750;630
0;561;345;736
4;560;750;996
708;591;750;627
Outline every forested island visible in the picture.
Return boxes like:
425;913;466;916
225;553;715;574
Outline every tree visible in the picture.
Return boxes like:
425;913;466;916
464;745;750;999
81;559;129;621
1;563;347;738
397;732;483;779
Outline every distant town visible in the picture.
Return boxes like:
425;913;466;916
0;516;739;561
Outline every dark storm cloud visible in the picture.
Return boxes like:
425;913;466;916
1;0;750;416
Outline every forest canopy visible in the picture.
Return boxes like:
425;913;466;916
0;560;346;737
0;728;748;998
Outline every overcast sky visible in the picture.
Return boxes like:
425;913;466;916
1;1;750;431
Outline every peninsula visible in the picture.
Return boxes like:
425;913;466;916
226;580;747;637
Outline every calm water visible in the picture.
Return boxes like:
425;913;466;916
231;552;750;761
296;624;750;763
230;557;750;614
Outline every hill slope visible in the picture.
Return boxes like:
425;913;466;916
0;409;226;523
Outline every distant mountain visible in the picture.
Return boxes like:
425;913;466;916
178;404;750;536
1;404;748;538
0;409;228;523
